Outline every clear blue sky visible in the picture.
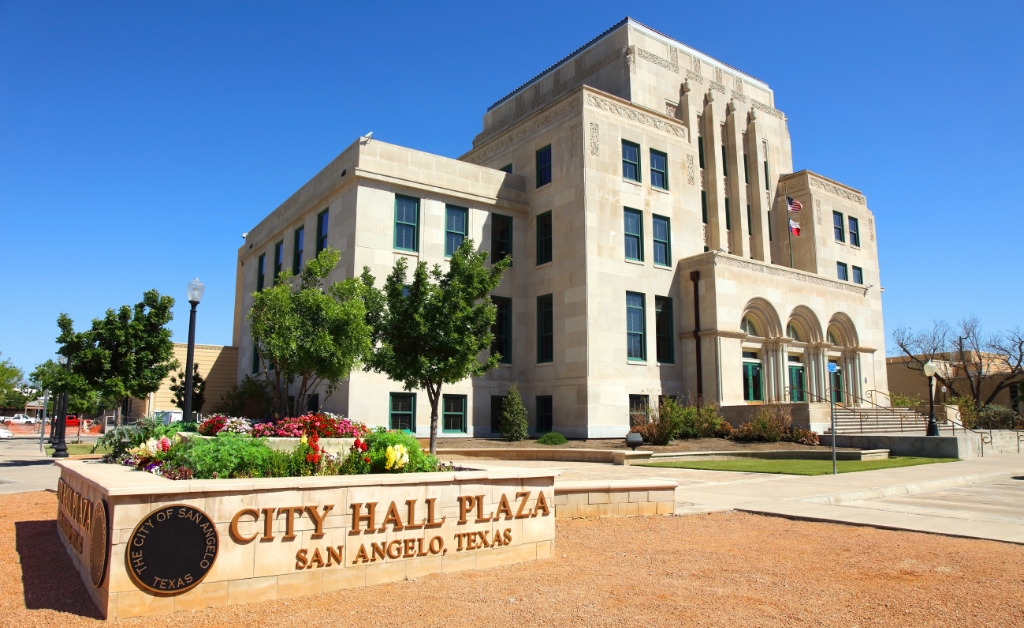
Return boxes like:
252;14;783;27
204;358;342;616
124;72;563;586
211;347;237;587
1;0;1021;375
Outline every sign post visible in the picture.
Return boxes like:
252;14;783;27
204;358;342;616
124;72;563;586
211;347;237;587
827;362;838;475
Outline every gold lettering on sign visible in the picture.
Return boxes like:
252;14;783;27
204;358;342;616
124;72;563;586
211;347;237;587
350;502;377;533
230;508;259;543
55;478;92;556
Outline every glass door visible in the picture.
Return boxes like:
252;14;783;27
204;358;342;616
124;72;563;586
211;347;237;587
789;365;806;402
829;363;844;404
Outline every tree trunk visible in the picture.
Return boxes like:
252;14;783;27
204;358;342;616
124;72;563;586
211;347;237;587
427;382;441;455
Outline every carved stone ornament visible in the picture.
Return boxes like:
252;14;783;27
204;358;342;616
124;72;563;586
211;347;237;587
752;99;784;120
589;122;599;156
666;101;678;117
731;91;747;103
815;200;822;225
809;177;866;205
693;57;701;74
710;81;726;94
715;67;723;83
637;48;679;73
625;46;636;74
570;123;579;159
686;69;704;84
670;47;678;65
868;217;875;241
686;154;695;185
469;96;582;160
585;94;687;139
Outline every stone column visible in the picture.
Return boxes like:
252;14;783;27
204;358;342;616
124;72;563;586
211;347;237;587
703;93;728;252
725;102;749;258
745;110;771;263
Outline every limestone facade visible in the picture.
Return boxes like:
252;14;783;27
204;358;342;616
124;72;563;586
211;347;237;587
233;17;889;437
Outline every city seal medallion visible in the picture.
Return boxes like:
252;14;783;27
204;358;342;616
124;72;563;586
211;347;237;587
125;504;219;595
90;498;109;587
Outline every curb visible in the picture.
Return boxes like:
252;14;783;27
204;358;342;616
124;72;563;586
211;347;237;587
794;468;1024;505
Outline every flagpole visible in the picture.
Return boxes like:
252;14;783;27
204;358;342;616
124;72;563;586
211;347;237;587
785;183;794;268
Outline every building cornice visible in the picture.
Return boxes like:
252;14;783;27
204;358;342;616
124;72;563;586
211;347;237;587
781;170;866;206
679;251;870;297
352;168;529;214
464;92;583;161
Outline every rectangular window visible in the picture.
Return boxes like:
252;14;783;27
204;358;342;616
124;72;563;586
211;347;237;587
257;254;266;292
768;210;773;241
652;215;671;266
837;262;849;281
725;199;732;230
537;294;553;363
445;205;468;257
624;208;643;261
491;214;512;265
848;216;860;247
626;292;646;361
833;211;845;243
747;205;752;236
536;395;553;433
721;144;729;177
491;296;512;364
536;211;552;265
743;360;764;401
394;195;420;252
763;152;770;191
442;395;467;433
650;149;667;190
292;226;304;274
535;145;552;188
621;140;641;182
852;266;864;285
251;342;260;374
743;153;749;183
701;191;708;224
629;394;650;427
698;136;705;169
789;365;806;402
490;396;505;433
273;241;283;282
316;209;329;253
389;393;416;432
499;164;512;174
655;296;673;363
306;393;320;412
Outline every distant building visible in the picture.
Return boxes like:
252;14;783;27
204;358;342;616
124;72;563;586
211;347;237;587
886;354;1020;411
234;17;889;437
127;343;238;419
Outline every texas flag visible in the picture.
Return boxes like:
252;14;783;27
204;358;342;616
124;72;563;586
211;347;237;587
786;196;803;212
789;219;801;236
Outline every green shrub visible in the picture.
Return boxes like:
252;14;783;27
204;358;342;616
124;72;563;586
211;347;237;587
537;432;568;445
890;392;923;408
949;396;977;429
733;404;792;442
214;375;275;420
499;384;529;442
93;416;182;461
977;404;1020;429
340;428;438;474
676;400;727;439
162;433;291;479
629;399;680;445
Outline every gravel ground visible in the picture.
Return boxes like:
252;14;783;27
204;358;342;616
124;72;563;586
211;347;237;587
427;437;855;453
3;491;1022;627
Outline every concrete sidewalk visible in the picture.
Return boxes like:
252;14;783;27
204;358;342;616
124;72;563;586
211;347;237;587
0;437;62;494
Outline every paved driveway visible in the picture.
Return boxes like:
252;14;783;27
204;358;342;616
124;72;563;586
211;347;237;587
0;437;62;494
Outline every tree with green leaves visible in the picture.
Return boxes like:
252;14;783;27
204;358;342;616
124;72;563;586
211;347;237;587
56;289;178;427
361;238;511;454
0;353;25;409
170;363;206;414
29;360;100;416
499;383;528;442
249;248;372;418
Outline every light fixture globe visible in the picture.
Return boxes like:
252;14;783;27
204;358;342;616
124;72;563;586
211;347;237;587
187;277;205;304
922;360;937;378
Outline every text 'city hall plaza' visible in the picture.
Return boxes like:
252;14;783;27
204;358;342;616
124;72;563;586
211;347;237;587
234;17;888;438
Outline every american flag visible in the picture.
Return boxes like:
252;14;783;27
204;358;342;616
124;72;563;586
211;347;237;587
786;196;803;212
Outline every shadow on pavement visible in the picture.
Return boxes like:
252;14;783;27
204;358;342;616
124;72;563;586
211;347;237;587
14;520;103;618
0;460;55;468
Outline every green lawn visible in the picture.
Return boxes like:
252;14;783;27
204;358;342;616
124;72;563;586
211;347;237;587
44;444;109;456
637;457;959;476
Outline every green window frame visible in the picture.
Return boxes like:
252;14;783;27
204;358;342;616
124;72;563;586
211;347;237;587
442;395;467;433
650;149;667;190
292;226;304;274
743;153;749;183
389;393;416;432
629;394;649;427
833;211;845;242
316;209;329;253
701;191;708;224
837;262;849;281
622;140;641;182
537;294;553;363
491;214;512;265
624;208;643;261
655;296;674;364
829;364;844;403
848;216;860;247
445;205;468;257
652;214;671;266
852;266;864;285
721;144;728;177
763;149;770;191
747;205;752;236
491;296;512;364
725;199;732;230
490;395;506;433
536;211;552;265
626;292;646;361
273;240;284;282
789;364;806;402
743;360;764;402
536;395;553;433
256;253;266;291
698;136;705;169
394;195;420;252
535;145;552;188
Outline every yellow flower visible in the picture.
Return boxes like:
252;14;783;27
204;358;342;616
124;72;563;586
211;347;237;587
385;445;396;470
393;444;409;469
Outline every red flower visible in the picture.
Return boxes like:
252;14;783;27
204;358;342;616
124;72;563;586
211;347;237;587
363;457;370;464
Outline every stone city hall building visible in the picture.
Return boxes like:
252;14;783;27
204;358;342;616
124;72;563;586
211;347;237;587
233;17;889;438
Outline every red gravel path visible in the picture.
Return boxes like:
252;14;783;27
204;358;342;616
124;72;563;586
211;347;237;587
2;492;1022;627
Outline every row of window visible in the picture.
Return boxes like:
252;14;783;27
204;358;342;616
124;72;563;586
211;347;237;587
624;209;672;266
832;211;861;247
394;195;516;263
837;262;864;284
388;392;554;434
256;209;329;291
621;141;668;190
741;351;845;403
698;134;770;190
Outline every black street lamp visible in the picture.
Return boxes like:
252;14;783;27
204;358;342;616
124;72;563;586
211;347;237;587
182;278;205;423
924;360;939;436
51;355;70;458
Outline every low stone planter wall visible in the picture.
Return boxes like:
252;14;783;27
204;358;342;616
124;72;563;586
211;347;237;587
177;432;356;455
553;480;677;518
647;449;890;462
54;460;556;620
437;448;654;465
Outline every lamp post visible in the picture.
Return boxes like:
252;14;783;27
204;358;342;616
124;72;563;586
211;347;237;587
51;356;70;458
923;360;939;436
182;278;205;424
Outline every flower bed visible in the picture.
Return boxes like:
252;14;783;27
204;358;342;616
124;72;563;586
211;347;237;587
96;413;443;480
